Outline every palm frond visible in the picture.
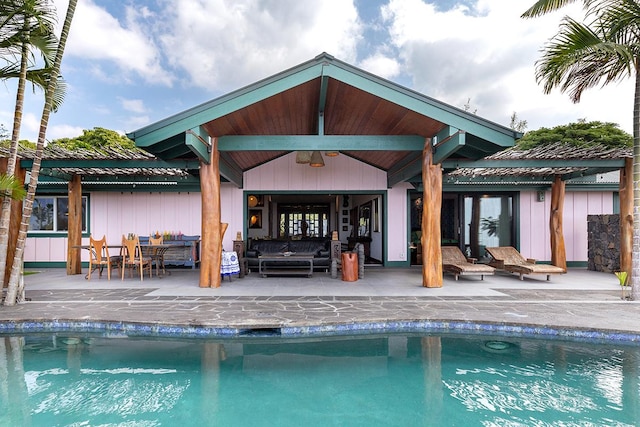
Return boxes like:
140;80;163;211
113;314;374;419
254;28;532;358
522;0;580;18
0;173;25;200
536;16;635;102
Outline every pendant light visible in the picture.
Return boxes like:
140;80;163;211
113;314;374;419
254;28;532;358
295;151;312;164
309;150;325;167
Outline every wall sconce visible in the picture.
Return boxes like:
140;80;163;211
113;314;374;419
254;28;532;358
248;195;258;207
309;150;325;167
536;190;545;202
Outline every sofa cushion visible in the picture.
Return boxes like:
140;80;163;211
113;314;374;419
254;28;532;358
251;240;289;255
288;240;327;256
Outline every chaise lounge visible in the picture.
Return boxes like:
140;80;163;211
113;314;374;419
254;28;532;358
441;246;495;281
485;246;566;281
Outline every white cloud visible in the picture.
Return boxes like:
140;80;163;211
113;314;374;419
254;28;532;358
158;0;362;91
119;98;146;114
60;0;174;87
46;123;85;141
359;53;400;80
379;0;633;132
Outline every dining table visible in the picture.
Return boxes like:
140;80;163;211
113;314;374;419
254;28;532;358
73;244;122;279
140;244;172;277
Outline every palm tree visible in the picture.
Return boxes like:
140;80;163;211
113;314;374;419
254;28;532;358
0;0;58;289
3;0;77;305
523;0;640;300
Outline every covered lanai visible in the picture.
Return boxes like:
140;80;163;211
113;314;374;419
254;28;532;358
126;52;522;288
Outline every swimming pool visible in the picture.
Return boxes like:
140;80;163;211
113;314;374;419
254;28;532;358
1;332;638;426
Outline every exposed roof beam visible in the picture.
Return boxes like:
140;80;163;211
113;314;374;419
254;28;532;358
218;135;425;151
433;127;464;164
318;67;329;136
387;152;422;187
219;152;243;188
186;127;211;164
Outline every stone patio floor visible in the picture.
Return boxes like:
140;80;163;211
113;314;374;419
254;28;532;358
1;266;639;340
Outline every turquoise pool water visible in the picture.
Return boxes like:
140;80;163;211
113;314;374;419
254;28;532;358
1;333;638;426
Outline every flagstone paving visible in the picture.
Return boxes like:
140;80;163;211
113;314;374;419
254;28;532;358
1;267;639;340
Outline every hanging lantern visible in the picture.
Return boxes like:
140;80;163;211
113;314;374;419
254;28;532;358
309;151;325;167
295;151;312;164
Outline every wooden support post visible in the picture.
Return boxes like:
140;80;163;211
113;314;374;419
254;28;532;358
199;137;222;288
421;139;443;287
620;157;633;279
0;159;25;286
66;175;82;275
550;175;567;271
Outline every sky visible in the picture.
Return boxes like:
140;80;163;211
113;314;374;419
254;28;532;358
0;0;633;143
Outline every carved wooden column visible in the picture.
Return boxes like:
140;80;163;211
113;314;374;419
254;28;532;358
66;174;82;275
550;175;567;271
421;139;443;287
620;157;633;278
199;137;222;288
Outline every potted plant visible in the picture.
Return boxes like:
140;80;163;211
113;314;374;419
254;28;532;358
614;271;630;300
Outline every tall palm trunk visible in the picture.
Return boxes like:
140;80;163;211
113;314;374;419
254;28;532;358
0;16;30;287
632;61;640;301
3;0;77;305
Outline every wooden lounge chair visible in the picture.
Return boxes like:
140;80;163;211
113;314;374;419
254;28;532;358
485;246;566;281
441;246;495;281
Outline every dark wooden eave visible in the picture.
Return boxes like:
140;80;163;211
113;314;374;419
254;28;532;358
128;53;521;188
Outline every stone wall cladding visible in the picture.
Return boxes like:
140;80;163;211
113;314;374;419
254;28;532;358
587;214;620;272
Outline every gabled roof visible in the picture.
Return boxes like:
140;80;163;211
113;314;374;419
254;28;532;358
127;53;521;187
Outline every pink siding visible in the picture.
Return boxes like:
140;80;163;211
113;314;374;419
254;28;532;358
387;183;412;262
25;185;244;263
520;190;613;262
245;152;387;190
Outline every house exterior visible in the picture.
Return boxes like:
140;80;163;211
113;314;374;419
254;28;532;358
12;53;626;284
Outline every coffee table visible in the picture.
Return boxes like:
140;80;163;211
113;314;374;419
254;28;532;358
258;254;314;277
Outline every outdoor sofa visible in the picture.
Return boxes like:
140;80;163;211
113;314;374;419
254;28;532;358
246;238;331;272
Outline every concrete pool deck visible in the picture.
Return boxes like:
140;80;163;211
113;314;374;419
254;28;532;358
1;266;640;339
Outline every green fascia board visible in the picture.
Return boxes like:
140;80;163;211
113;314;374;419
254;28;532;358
219;152;243;187
218;135;425;151
434;130;465;164
387;152;423;187
441;158;626;169
130;62;327;147
185;127;211;163
321;62;519;147
144;133;189;158
129;53;519;152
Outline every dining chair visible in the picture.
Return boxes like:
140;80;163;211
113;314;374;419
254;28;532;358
88;235;120;280
121;235;153;280
148;236;166;277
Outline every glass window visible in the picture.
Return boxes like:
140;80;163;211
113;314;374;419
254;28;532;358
30;196;87;232
278;205;329;238
464;194;513;259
